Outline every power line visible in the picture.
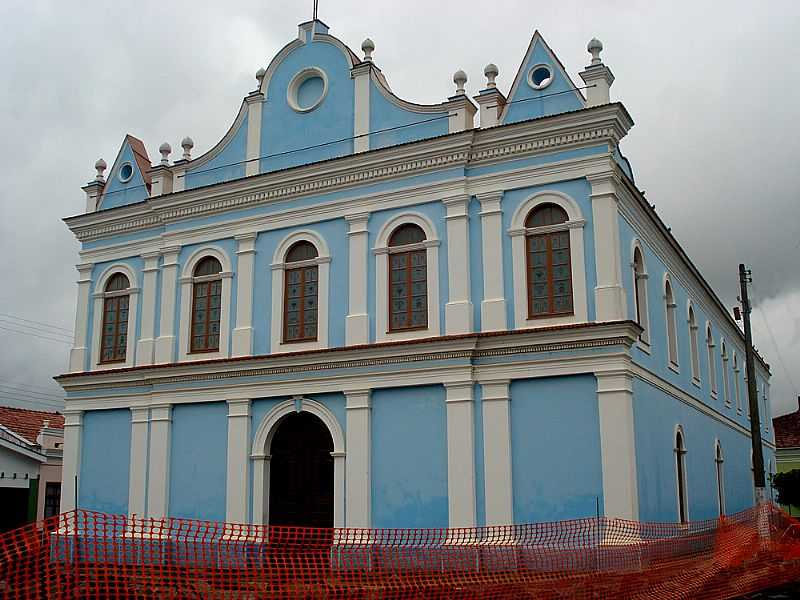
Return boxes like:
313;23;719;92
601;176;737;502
0;379;63;394
0;385;62;401
0;390;63;406
0;318;74;341
0;396;63;410
0;313;73;334
0;325;73;345
752;291;799;399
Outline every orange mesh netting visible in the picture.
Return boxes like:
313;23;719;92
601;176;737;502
2;504;800;599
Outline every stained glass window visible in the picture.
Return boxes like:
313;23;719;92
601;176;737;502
283;242;319;342
100;273;130;363
388;224;427;331
525;204;573;318
190;257;222;353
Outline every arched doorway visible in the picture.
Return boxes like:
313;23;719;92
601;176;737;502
269;412;334;527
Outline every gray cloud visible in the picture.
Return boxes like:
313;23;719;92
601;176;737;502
1;0;798;415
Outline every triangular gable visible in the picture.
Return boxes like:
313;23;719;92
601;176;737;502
97;134;152;210
500;31;585;125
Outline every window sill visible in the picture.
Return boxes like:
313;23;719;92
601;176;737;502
272;339;327;354
636;339;652;355
691;377;701;389
711;391;719;401
668;362;680;375
188;348;221;355
98;359;126;365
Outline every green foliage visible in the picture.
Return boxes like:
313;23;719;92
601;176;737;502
772;470;800;507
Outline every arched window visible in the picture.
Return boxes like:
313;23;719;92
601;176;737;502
190;256;222;353
632;246;649;343
665;278;678;368
707;325;718;397
715;442;725;516
283;241;319;342
721;341;730;406
100;273;131;363
388;224;428;331
688;305;700;382
525;204;573;318
733;353;742;413
675;429;688;524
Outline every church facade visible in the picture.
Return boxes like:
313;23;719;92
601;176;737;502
56;20;775;530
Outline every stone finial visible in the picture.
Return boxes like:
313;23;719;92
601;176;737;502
588;38;603;66
361;38;375;62
484;63;499;88
255;67;266;86
453;69;467;95
159;142;172;166
94;158;107;182
181;136;194;161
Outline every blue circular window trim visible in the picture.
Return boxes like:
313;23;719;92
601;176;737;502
118;162;134;183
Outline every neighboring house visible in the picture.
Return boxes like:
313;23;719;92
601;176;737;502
56;20;774;530
0;406;64;531
772;399;800;509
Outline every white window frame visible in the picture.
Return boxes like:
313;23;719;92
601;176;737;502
91;263;139;370
664;274;679;372
178;246;233;362
674;425;689;524
721;339;731;407
733;352;742;414
509;191;588;329
687;301;700;386
706;323;718;399
270;230;331;353
631;240;650;349
374;213;440;342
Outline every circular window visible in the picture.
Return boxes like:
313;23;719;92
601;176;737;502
527;64;553;90
118;162;134;183
287;67;328;113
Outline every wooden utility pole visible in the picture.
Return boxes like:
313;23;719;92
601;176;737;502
739;263;766;503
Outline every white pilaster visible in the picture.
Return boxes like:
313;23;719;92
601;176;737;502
345;389;371;528
232;233;257;357
154;246;181;364
446;95;477;133
146;404;172;519
172;165;186;193
596;370;639;520
345;213;370;345
443;195;473;335
69;263;94;372
226;399;251;523
588;173;627;321
477;192;507;331
352;63;371;153
332;451;346;528
245;93;264;177
59;410;83;512
445;382;477;528
579;65;614;108
473;88;506;129
136;252;160;366
149;165;174;197
128;406;149;517
481;380;513;525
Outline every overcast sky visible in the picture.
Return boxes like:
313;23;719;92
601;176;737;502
0;0;798;417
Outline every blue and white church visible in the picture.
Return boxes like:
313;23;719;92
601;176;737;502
57;20;775;530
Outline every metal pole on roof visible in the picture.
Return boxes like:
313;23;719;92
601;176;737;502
740;263;766;502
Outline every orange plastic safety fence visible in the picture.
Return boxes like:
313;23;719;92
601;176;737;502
2;504;800;599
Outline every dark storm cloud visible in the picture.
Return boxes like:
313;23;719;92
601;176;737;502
1;1;798;414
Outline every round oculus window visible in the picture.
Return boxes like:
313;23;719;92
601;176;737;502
118;162;134;183
287;68;328;113
527;64;553;90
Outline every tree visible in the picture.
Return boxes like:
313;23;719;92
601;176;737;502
772;470;800;512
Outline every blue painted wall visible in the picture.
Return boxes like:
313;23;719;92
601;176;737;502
633;378;759;522
502;34;584;125
371;385;448;528
510;375;603;523
368;83;449;150
169;402;228;521
79;409;131;515
184;114;248;189
98;139;150;210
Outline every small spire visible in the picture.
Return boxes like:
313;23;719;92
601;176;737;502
453;69;467;95
587;38;603;66
255;67;266;86
361;38;374;62
181;136;194;161
484;63;499;88
94;158;107;182
159;142;172;166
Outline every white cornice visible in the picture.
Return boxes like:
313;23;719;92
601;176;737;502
64;104;632;244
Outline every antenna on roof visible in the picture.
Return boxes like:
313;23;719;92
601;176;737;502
312;0;319;21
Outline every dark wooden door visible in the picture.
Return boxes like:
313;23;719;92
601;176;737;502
269;412;334;528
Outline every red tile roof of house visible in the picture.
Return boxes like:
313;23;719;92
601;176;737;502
773;404;800;449
0;406;64;445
